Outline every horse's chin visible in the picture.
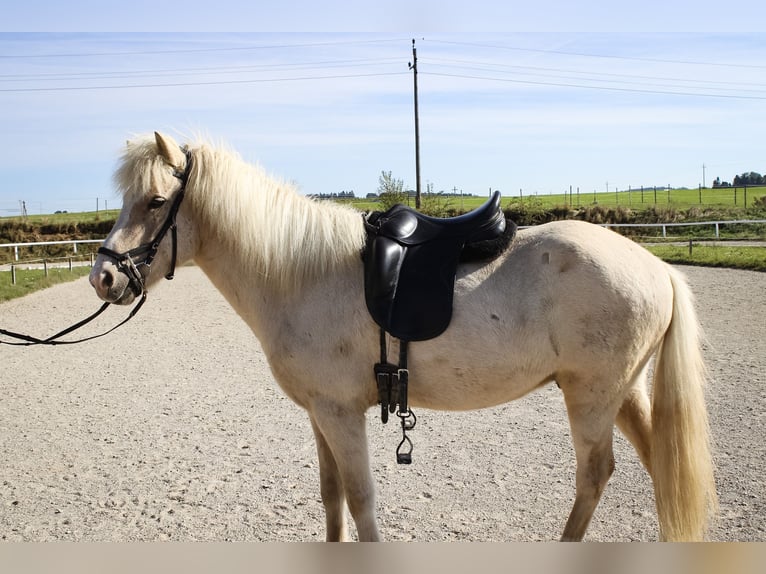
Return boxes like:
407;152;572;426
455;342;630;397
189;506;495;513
113;290;140;305
102;283;142;305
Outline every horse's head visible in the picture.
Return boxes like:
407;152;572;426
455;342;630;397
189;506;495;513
90;132;197;305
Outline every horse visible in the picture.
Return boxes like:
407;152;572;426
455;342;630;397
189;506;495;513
89;132;717;542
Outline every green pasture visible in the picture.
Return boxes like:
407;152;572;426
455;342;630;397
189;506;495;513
644;244;766;272
1;187;765;304
0;265;92;303
346;185;766;213
0;209;122;226
4;187;765;222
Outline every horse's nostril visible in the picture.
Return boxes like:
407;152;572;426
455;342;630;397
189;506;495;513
102;270;114;289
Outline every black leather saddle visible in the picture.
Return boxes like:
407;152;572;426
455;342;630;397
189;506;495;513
363;191;513;342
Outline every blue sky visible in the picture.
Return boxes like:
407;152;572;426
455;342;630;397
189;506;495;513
2;6;766;215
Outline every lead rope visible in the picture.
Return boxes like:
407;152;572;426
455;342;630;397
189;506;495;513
0;292;147;346
374;328;417;464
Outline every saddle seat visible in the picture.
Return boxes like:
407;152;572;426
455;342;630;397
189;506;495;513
363;191;513;342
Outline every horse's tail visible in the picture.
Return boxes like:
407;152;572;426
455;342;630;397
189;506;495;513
650;266;717;541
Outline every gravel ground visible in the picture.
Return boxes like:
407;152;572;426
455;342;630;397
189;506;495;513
0;264;764;542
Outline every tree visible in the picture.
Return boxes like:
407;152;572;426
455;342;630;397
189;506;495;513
733;171;764;186
377;170;406;210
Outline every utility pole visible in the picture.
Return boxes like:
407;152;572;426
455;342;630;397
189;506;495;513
702;163;706;188
409;38;422;209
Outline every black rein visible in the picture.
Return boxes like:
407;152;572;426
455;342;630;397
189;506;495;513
0;147;192;347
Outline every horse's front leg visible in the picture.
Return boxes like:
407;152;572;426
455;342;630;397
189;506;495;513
309;416;349;541
310;400;380;541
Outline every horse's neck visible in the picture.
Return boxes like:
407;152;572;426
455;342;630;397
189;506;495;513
191;170;366;335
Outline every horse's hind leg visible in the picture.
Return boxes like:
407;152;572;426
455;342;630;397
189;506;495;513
309;417;349;541
560;383;619;541
310;401;380;541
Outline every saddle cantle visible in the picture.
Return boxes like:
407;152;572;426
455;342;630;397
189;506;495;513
363;190;513;342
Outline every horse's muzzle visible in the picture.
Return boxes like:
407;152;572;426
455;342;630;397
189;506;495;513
89;256;144;305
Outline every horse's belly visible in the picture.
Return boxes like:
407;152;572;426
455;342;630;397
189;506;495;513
405;350;554;411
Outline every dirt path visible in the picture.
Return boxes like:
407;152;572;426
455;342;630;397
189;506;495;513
1;265;764;541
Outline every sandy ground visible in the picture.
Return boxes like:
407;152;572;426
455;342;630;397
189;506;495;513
0;264;764;542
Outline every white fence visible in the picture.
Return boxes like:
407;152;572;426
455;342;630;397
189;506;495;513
1;239;103;262
600;219;766;238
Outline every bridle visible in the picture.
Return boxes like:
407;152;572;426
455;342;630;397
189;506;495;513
0;147;192;346
97;148;192;298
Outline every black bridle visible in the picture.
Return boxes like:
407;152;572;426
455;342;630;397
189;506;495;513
96;149;191;298
0;148;192;347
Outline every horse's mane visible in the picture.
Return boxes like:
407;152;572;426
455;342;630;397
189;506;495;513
115;135;367;292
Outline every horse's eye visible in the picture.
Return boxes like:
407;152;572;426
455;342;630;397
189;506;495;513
148;197;167;210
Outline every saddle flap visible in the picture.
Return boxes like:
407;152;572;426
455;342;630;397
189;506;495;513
364;235;463;341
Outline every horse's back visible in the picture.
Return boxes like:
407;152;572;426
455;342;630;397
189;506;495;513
506;220;671;295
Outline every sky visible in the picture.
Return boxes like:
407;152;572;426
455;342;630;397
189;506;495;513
2;3;766;215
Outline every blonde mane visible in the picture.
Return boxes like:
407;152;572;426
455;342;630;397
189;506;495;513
116;135;367;292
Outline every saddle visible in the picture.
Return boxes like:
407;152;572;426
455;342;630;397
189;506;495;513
363;190;513;342
362;191;515;463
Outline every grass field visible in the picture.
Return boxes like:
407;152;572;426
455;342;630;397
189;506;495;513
2;187;765;224
344;185;766;213
1;186;764;303
0;266;92;303
1;209;122;226
644;244;766;272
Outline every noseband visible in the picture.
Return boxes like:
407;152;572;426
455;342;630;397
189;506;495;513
97;148;192;298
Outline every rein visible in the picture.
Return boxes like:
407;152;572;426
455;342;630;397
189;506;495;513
0;148;192;347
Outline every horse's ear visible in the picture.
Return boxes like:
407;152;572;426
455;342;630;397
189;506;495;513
154;132;185;169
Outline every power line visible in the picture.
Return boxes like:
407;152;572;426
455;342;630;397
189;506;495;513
427;38;766;70
422;71;766;100
422;56;766;90
0;57;403;81
422;61;766;97
0;37;410;60
0;71;408;93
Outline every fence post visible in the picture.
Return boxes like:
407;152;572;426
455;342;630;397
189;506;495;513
73;242;78;254
69;257;73;272
44;259;48;277
715;222;720;239
11;264;16;285
14;245;19;261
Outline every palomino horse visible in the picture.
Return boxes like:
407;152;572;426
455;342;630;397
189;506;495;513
90;132;717;541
